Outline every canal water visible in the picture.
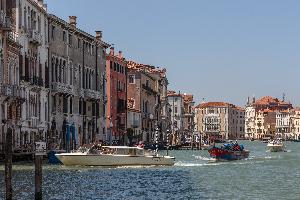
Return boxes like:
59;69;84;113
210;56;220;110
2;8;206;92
0;141;300;200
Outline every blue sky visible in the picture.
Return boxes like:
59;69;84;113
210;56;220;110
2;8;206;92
45;0;300;106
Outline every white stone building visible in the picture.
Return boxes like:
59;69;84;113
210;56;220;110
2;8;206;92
290;108;300;140
167;91;184;144
245;96;293;140
0;0;48;152
276;110;291;139
0;0;24;153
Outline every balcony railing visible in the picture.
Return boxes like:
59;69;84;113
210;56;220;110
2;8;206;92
52;82;74;95
142;84;157;95
84;89;101;100
20;75;31;82
21;75;44;87
0;84;25;100
31;76;44;87
29;29;42;45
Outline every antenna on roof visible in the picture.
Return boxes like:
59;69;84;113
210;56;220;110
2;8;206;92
283;92;286;102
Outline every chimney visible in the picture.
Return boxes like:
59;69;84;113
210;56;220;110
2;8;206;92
37;0;43;5
118;51;123;59
95;31;102;41
110;47;114;55
69;16;77;27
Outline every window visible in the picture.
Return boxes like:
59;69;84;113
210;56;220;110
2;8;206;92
63;31;66;42
117;63;120;73
68;34;72;45
78;39;81;48
129;75;135;84
174;106;178;114
51;25;55;40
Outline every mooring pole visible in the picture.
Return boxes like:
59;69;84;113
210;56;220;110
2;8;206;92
35;141;46;200
166;129;170;156
199;133;202;150
5;127;13;200
155;124;159;156
35;154;42;200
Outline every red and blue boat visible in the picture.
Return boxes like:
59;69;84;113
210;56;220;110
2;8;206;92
208;142;250;161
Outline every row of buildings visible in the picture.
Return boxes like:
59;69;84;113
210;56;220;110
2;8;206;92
194;96;300;141
0;0;109;153
0;0;195;154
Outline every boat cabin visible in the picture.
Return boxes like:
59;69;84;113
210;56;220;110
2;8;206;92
101;146;145;156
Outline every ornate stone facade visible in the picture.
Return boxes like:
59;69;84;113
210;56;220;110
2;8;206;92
48;14;108;151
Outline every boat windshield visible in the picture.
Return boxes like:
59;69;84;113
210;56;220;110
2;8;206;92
100;147;144;156
76;146;89;153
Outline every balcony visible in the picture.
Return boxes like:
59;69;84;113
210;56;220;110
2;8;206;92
84;89;101;100
142;84;157;95
30;76;44;87
20;75;31;83
52;82;74;95
29;29;42;45
0;14;12;31
0;84;25;101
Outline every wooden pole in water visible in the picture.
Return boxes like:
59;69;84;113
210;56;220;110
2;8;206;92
35;154;42;200
5;127;13;200
155;122;159;156
166;129;170;156
199;133;202;150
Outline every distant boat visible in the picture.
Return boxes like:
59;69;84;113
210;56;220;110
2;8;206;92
262;137;271;143
267;139;285;152
208;142;250;161
55;144;175;166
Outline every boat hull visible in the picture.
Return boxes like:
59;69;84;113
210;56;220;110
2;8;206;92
55;153;175;166
209;148;250;161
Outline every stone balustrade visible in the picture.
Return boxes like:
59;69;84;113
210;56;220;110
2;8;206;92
51;82;74;95
0;84;25;100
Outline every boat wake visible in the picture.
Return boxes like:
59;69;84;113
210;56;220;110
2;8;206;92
194;155;215;161
175;162;205;167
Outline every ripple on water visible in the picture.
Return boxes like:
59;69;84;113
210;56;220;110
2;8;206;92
1;141;300;199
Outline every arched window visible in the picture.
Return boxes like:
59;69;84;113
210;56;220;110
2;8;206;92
88;69;91;89
24;7;27;30
69;63;73;85
19;1;22;28
55;58;58;82
62;60;66;83
85;69;88;89
38;16;41;32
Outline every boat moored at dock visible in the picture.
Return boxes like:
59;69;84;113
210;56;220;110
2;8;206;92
55;144;175;166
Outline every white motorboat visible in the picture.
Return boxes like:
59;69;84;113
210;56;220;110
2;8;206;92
267;139;285;152
55;144;175;166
